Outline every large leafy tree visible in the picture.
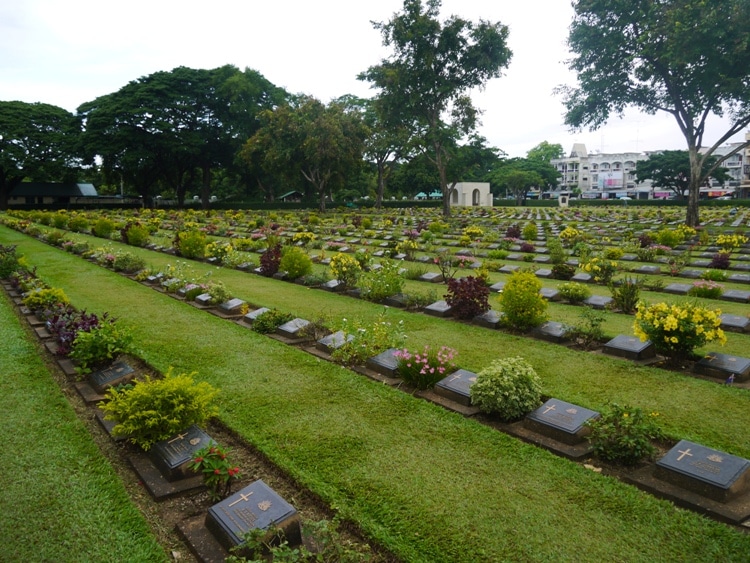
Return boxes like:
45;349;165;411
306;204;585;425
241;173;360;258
488;157;559;205
78;65;284;206
241;96;368;212
0;101;81;209
635;150;730;200
359;0;512;217
559;0;750;226
527;141;564;164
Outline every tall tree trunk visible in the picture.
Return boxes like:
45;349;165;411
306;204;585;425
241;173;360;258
376;160;385;210
436;149;451;217
685;148;702;227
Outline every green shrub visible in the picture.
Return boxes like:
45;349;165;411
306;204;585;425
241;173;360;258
701;269;728;282
125;224;150;247
102;368;219;450
486;249;509;260
279;246;313;280
252;309;294;334
687;280;723;299
551;263;576;280
67;214;89;233
568;307;606;350
22;287;69;312
602;247;624;260
93;217;116;238
357;259;405;302
175;230;207;259
522;222;538;241
331;312;405;366
498;271;548;331
206;280;232;305
0;244;20;278
558;282;591;304
608;276;642;314
546;238;566;265
585;404;665;466
51;213;68;229
69;320;133;374
45;230;68;246
469;357;543;421
112;252;146;274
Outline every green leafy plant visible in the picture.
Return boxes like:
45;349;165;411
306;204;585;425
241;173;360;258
469;357;543;421
22;286;69;312
122;223;150;247
498;270;548;331
394;345;458;389
252;309;294;334
585;404;665;466
331;312;405;366
175;230;207;259
701;269;728;282
357;259;404;302
568;307;606;350
608;276;642;314
0;244;21;278
279;246;313;280
688;279;724;299
101;368;219;450
92;217;116;238
557;281;591;304
112;251;146;274
188;442;241;501
67;214;89;233
69;320;133;374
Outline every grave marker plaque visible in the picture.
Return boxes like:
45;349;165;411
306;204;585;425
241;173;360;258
220;298;246;313
720;314;750;333
276;318;310;339
88;361;135;394
206;480;301;553
424;300;452;318
365;348;400;377
148;425;212;481
720;289;750;304
583;295;613;310
524;399;599;445
473;309;503;329
655;440;750;502
434;369;477;406
694;352;750;382
530;321;570;344
316;330;353;354
243;307;270;324
603;335;656;361
663;283;692;296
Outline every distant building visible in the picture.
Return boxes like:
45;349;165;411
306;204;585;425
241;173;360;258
9;182;98;205
551;144;652;199
703;141;745;196
449;182;492;207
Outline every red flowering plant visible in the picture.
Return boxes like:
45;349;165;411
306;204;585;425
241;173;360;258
188;442;241;500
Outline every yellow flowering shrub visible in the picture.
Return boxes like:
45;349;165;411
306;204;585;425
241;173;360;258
463;225;484;240
329;252;362;289
633;301;726;363
559;226;584;246
715;233;748;251
580;256;619;284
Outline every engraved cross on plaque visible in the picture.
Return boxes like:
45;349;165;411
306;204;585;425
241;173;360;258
543;404;556;415
677;448;693;461
229;491;254;507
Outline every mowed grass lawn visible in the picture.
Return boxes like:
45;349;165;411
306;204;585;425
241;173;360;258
0;284;166;561
4;225;750;562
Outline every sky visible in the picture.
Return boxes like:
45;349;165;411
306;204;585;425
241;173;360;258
1;0;747;158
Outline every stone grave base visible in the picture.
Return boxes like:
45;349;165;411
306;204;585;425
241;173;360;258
73;381;107;404
177;515;232;563
500;421;593;461
622;469;750;526
416;388;480;416
351;365;401;386
129;453;205;500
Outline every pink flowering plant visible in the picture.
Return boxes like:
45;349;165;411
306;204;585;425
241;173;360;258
189;442;241;501
394;345;458;389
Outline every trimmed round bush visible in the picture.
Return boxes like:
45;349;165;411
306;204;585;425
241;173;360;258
279;246;313;280
498;270;548;330
470;357;543;421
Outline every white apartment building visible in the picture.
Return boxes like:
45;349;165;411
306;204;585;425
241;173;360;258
551;143;652;199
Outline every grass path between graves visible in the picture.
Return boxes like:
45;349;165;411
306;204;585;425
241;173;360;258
0;285;167;561
4;226;750;561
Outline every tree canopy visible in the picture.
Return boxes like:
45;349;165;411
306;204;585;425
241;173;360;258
488;157;559;205
635;150;730;199
560;0;750;226
359;0;512;216
77;65;286;206
241;96;368;212
0;101;81;209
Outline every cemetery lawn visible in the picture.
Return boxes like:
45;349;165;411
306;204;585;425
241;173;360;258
5;226;750;561
0;289;167;561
